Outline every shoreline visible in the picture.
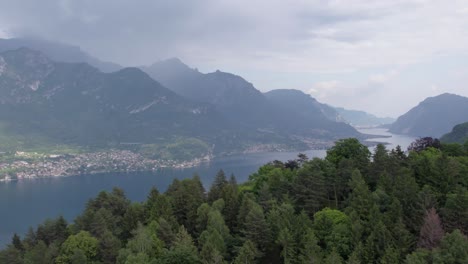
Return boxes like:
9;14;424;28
0;150;213;181
1;130;397;182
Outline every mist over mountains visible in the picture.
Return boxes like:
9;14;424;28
2;37;465;160
0;38;369;158
0;38;122;73
334;107;395;127
0;48;223;147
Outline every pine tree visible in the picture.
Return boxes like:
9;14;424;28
277;228;295;264
221;176;240;231
199;229;226;263
325;248;344;264
208;170;228;203
98;230;121;264
293;161;327;215
432;229;468;264
157;217;176;248
242;203;270;251
298;228;322;263
166;176;206;234
442;186;468;233
369;144;389;189
233;240;259;264
11;233;24;252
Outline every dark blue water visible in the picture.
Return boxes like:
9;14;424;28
0;149;327;247
0;128;415;247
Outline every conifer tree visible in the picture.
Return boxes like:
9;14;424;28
233;240;259;264
208;170;228;203
242;202;270;251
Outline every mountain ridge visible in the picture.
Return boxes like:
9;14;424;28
141;59;360;139
334;107;395;127
389;93;468;137
0;38;122;73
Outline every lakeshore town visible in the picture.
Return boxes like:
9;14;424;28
0;137;383;181
0;150;212;181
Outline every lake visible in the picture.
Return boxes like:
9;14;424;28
0;128;414;247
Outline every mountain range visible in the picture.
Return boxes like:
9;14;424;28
0;44;362;159
3;37;467;162
389;93;468;137
0;48;225;149
334;107;395;127
142;59;359;138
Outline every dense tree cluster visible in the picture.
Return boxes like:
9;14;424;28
1;138;467;263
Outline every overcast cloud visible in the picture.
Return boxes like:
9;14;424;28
1;0;468;117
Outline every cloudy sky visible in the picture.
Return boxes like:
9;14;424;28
1;0;468;117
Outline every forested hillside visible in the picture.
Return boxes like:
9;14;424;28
1;138;467;264
441;122;468;144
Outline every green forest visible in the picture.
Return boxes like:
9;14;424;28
1;138;467;264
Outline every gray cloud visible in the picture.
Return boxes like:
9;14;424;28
1;0;468;116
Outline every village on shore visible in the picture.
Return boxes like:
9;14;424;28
0;150;212;181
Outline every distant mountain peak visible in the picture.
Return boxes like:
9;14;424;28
390;93;468;137
422;93;464;103
115;66;149;76
153;57;187;67
333;106;395;127
0;37;122;72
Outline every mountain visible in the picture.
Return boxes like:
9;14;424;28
440;122;468;144
142;60;359;139
263;89;358;137
142;59;273;127
389;93;468;137
334;107;395;127
0;38;122;72
0;48;224;150
0;49;364;160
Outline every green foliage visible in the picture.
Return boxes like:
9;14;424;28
208;170;228;203
313;208;352;257
56;231;99;264
242;202;270;251
166;175;205;233
3;138;468;264
440;122;468;144
293;159;328;215
233;240;259;264
442;187;468;233
139;137;211;161
326;138;371;173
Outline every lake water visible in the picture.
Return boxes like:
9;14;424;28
0;128;414;247
358;127;416;151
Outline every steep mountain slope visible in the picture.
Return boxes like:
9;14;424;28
0;38;122;72
142;60;359;139
0;48;223;148
334;107;395;127
142;59;274;128
264;89;359;137
389;93;468;137
440;122;468;143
